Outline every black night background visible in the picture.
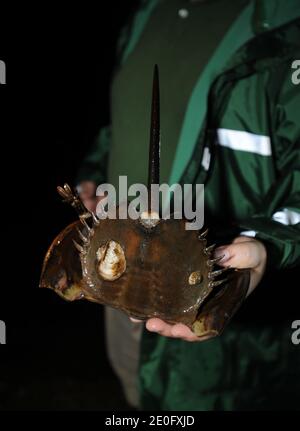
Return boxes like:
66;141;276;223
0;1;299;414
0;2;139;410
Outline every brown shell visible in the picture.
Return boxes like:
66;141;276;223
40;206;250;336
80;216;210;326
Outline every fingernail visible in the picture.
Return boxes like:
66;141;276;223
214;248;230;262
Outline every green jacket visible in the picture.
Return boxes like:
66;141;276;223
78;0;300;410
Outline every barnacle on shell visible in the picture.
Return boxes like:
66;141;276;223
96;240;126;281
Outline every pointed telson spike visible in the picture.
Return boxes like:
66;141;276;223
76;228;89;244
199;228;209;239
207;255;225;266
208;267;230;280
209;278;228;288
72;239;85;254
148;64;160;211
205;244;216;254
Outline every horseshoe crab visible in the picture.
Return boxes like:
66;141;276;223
40;66;250;338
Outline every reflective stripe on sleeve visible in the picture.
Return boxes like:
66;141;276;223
217;129;272;156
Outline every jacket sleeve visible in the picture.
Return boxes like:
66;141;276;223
239;70;300;270
76;125;111;185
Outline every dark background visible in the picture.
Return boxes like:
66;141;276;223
0;2;139;410
0;2;299;413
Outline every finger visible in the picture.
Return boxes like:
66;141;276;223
146;318;174;337
170;324;199;341
146;320;199;341
214;236;255;263
215;242;259;269
146;320;214;342
213;246;231;264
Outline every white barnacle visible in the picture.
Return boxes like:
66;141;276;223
188;271;203;285
96;240;126;281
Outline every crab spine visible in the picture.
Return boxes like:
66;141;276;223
197;227;230;291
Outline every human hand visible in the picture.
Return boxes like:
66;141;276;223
133;236;267;342
213;236;267;296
